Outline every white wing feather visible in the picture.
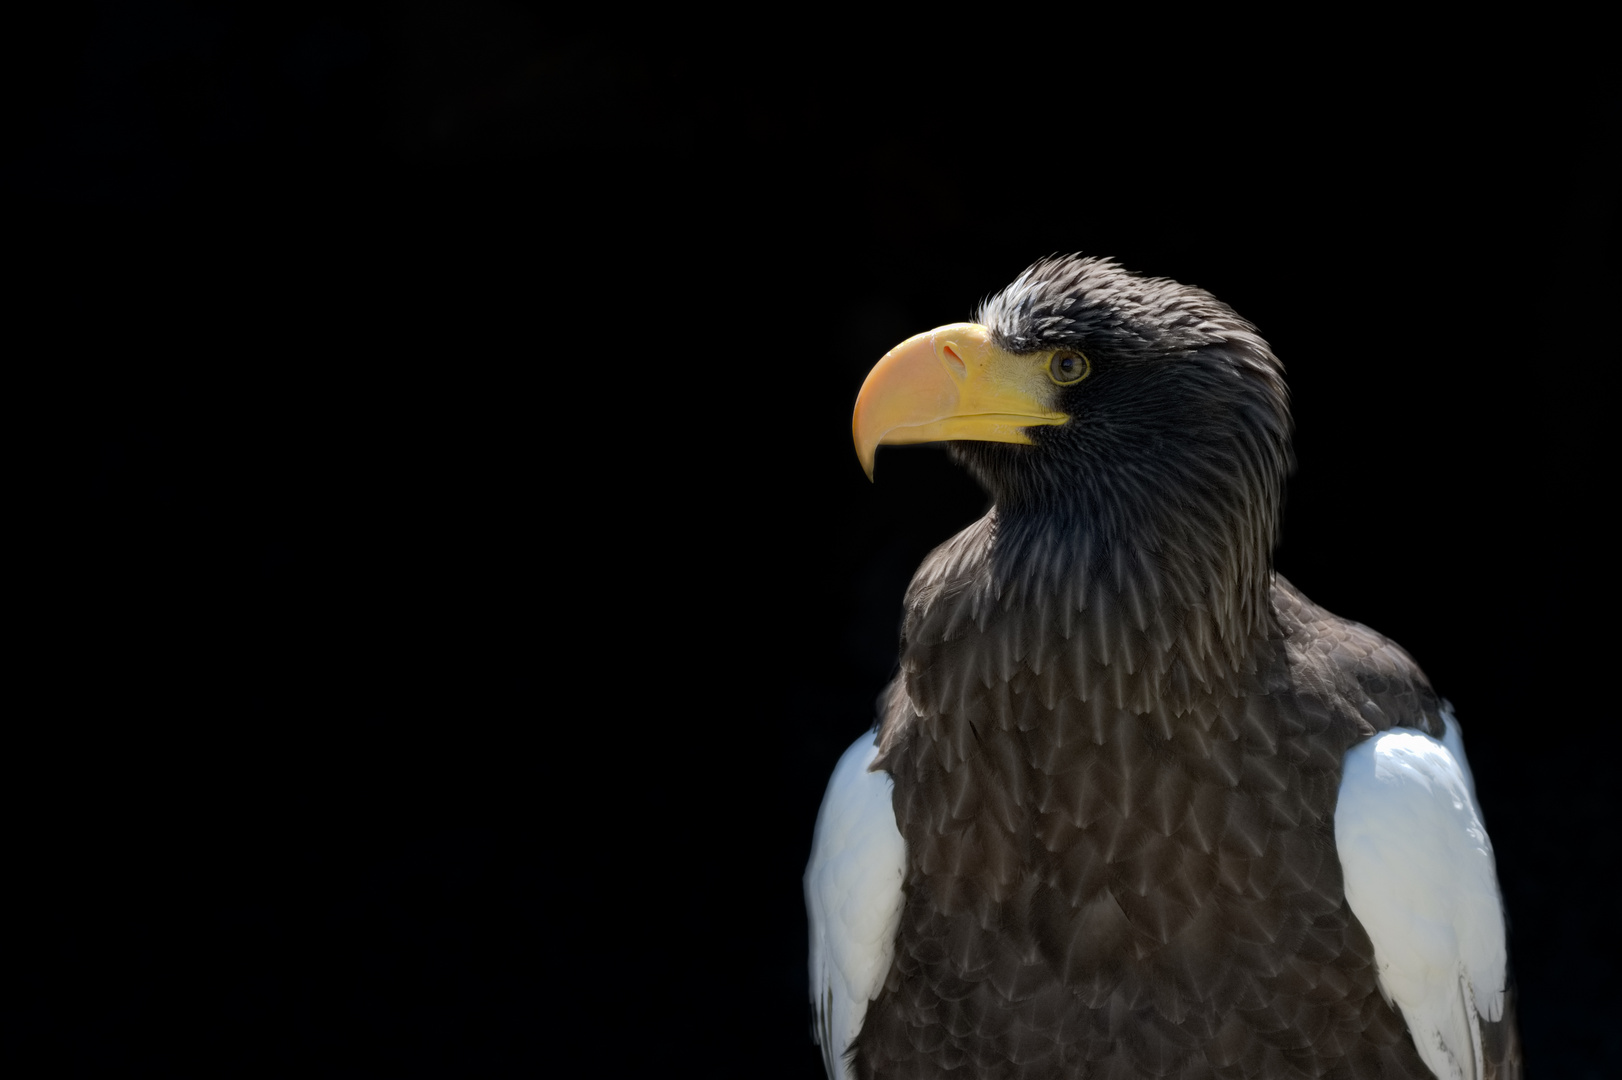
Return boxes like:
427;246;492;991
805;729;906;1080
1335;710;1507;1080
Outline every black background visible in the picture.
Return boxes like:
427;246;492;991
8;4;1616;1077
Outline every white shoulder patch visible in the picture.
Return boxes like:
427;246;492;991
805;729;907;1080
1335;710;1507;1080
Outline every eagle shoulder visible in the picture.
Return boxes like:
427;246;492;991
805;723;906;1080
1272;578;1514;1079
1335;712;1511;1080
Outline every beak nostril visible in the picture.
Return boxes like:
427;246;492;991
942;345;966;378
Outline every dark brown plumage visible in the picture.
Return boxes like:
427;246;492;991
836;257;1519;1078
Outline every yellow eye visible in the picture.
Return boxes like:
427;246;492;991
1049;350;1090;385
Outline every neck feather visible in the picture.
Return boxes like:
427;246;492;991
899;453;1279;719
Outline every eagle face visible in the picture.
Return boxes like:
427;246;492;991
811;255;1518;1080
959;257;1292;521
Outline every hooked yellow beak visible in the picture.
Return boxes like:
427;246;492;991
852;323;1069;480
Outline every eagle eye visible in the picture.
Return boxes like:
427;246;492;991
1049;350;1090;386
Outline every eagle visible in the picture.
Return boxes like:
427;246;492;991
805;256;1518;1079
